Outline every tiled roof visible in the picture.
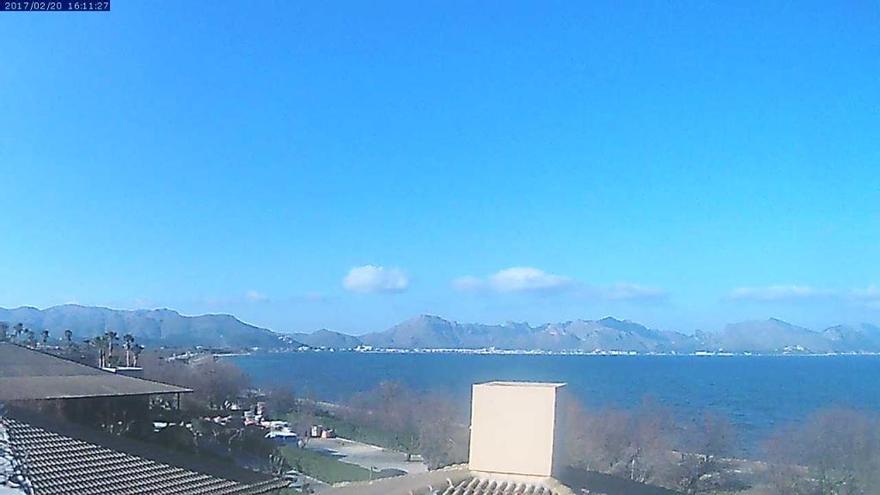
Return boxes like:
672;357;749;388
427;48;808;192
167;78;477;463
436;476;560;495
1;417;288;495
323;468;569;495
0;419;32;494
0;343;190;401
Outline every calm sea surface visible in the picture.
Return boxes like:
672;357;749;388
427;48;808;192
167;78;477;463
232;353;880;448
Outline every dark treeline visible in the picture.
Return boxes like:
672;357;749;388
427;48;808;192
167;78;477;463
564;400;880;494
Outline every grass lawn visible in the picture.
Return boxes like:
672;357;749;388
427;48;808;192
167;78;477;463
286;410;412;453
279;445;374;484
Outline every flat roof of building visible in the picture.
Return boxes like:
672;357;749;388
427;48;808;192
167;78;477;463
475;381;567;388
0;342;190;401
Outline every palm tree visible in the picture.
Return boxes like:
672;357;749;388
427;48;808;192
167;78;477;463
132;344;144;367
64;329;73;347
13;323;23;343
123;334;135;366
92;335;108;367
40;329;50;347
104;331;118;366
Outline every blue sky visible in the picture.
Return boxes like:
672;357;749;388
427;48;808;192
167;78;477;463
1;1;878;334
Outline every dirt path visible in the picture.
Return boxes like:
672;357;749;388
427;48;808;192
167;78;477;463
305;437;429;475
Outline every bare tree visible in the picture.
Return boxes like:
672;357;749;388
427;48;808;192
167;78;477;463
415;393;469;468
566;402;634;474
344;382;468;468
264;386;297;418
765;408;880;495
140;352;250;411
348;381;422;459
673;413;738;494
200;358;250;409
565;398;677;486
288;390;319;445
628;398;676;483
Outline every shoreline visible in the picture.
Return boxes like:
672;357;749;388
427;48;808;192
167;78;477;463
227;348;880;358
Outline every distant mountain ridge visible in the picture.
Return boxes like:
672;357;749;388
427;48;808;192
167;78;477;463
290;329;362;349
356;315;699;353
0;305;294;349
822;323;880;353
699;318;834;353
3;305;878;354
305;315;880;354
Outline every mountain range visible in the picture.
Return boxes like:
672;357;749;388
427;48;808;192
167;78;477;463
290;328;363;349
320;315;880;354
0;305;293;349
2;305;879;354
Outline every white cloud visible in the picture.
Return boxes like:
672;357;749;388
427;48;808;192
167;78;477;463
598;283;668;301
728;285;832;302
343;265;410;294
490;267;572;292
454;267;572;293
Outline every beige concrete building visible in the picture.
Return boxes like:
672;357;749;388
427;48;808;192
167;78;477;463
469;381;567;478
320;380;676;495
324;381;574;495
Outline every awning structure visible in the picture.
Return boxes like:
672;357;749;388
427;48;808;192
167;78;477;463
0;344;289;494
0;343;190;401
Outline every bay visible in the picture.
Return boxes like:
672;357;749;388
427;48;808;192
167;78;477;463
232;352;880;449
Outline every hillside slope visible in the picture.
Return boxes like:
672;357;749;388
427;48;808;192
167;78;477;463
0;305;291;349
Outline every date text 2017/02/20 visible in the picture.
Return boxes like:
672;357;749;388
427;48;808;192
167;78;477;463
1;1;110;11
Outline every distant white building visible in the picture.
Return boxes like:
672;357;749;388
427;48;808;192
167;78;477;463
265;429;299;444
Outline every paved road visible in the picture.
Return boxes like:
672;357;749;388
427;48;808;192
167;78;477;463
305;437;428;475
